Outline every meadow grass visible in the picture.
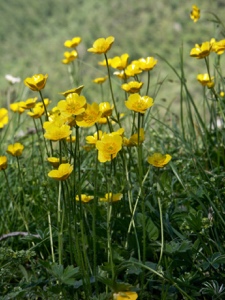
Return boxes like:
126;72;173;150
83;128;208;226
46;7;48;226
1;5;225;300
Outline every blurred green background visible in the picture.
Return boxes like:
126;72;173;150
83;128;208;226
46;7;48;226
0;0;224;114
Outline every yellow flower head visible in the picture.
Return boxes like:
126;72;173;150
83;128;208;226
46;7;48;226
100;192;123;202
111;53;129;70
190;5;200;22
147;152;172;168
139;57;158;71
76;103;102;127
48;163;73;181
0;156;7;171
98;58;112;66
197;74;214;88
125;61;142;77
27;104;45;119
99;102;113;117
212;39;225;55
113;291;138;300
88;36;115;54
113;70;128;80
96;133;123;162
47;157;68;168
0;108;8;129
20;97;38;109
190;41;212;59
76;194;94;203
92;76;108;84
121;81;144;93
24;74;48;91
57;93;87;118
86;130;104;144
59;85;84;97
44;122;72;141
7;143;24;157
124;128;145;146
125;93;154;114
10;102;25;114
64;36;82;48
62;50;78;64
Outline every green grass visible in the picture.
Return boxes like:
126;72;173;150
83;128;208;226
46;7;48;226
1;2;225;300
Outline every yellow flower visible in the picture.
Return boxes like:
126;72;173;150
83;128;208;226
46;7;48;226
125;61;142;77
20;97;38;109
197;74;214;88
48;163;73;181
76;103;102;127
113;291;138;300
10;102;25;114
59;85;84;97
24;74;48;91
86;130;104;144
121;81;144;93
111;53;129;70
0;156;7;171
0;108;8;128
99;102;113;117
212;39;225;55
43;118;72;141
57;93;87;118
88;36;115;54
7;143;24;157
92;76;108;84
190;5;200;22
64;36;82;48
124;128;145;146
66;135;76;143
190;41;212;59
47;157;68;168
75;194;94;203
147;152;172;168
139;57;158;71
62;50;78;64
96;133;123;162
27;104;45;119
100;192;123;202
125;93;154;114
113;70;128;80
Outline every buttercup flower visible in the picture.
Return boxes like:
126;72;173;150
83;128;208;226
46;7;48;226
96;133;123;162
190;5;200;22
93;76;108;84
197;74;214;88
88;36;115;54
0;108;8;128
20;97;38;109
113;291;138;300
86;130;104;144
99;102;113;117
62;50;78;64
64;36;82;48
57;93;87;118
147;152;172;168
0;156;7;170
111;53;129;70
139;57;158;71
114;70;127;80
190;41;212;59
44;121;72;141
10;102;25;114
98;58;112;66
59;85;84;97
212;39;225;55
76;194;94;203
27;104;45;119
24;74;48;91
100;193;123;202
125;93;154;114
121;81;144;93
7;143;24;157
48;163;73;181
125;61;142;77
76;103;102;127
124;128;145;146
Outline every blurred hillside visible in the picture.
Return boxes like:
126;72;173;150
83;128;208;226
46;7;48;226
1;0;225;114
